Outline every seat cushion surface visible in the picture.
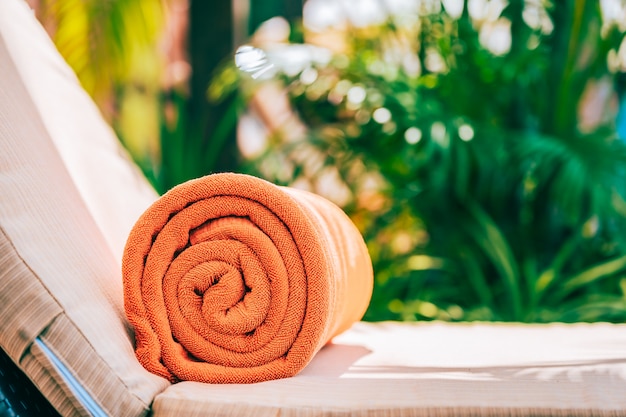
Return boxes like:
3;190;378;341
153;321;626;417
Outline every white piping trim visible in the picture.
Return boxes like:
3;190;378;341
34;338;108;417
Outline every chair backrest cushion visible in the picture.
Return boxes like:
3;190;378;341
0;0;169;415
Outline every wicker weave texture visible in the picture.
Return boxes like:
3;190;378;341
0;348;59;417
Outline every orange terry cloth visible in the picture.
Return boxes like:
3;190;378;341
122;173;373;384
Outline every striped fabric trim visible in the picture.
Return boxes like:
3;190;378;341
0;227;62;362
35;338;107;417
20;348;87;417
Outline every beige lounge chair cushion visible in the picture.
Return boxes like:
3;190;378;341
153;321;626;417
0;0;168;416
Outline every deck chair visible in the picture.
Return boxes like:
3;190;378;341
2;0;626;415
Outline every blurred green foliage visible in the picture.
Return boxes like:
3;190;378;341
40;0;626;323
213;1;626;322
33;0;165;167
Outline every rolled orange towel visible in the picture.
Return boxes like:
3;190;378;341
122;173;373;383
